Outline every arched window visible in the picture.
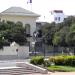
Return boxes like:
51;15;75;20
16;21;23;27
25;24;31;37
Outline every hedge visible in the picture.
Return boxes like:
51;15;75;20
30;56;44;65
49;56;75;66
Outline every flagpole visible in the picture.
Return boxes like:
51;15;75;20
27;0;32;11
30;3;32;11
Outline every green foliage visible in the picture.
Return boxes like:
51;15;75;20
66;32;75;46
49;56;75;66
53;32;62;46
42;22;56;45
42;16;75;46
48;65;75;72
0;21;27;48
63;16;75;26
64;56;75;66
49;56;65;65
65;24;75;46
30;56;44;65
70;24;75;32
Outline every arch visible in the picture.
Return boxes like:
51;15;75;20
16;21;23;27
25;24;31;37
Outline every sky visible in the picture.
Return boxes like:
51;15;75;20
0;0;75;22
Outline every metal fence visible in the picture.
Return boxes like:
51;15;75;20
29;42;75;57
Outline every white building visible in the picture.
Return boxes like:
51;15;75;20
0;7;40;36
50;10;65;23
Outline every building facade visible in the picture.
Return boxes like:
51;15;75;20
50;10;65;23
0;7;40;36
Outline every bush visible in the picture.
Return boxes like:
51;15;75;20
30;56;44;65
49;56;75;66
49;56;64;65
64;56;75;66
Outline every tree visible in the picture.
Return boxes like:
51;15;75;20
42;23;56;45
62;16;75;26
70;24;75;32
13;33;27;45
52;32;61;46
66;32;75;46
40;16;75;55
0;21;27;48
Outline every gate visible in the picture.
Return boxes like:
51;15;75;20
29;41;44;56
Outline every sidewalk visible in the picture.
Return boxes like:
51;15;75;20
51;72;75;75
27;72;75;75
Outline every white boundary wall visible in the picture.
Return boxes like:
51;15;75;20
0;46;29;59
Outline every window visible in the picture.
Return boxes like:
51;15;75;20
25;24;31;37
58;17;60;21
55;17;57;21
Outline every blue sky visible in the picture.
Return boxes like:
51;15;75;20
0;0;75;22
